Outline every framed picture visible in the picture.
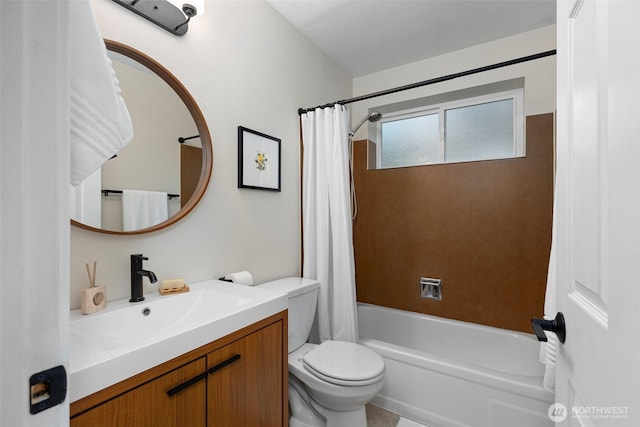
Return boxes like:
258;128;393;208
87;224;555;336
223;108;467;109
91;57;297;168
237;126;281;191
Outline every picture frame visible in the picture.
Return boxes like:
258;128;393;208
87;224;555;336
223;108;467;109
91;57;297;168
237;126;281;191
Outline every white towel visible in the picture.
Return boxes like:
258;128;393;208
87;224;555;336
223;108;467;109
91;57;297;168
122;190;168;231
540;193;558;393
542;332;558;392
69;0;133;186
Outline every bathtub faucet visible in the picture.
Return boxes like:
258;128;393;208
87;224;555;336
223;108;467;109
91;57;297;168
130;254;157;303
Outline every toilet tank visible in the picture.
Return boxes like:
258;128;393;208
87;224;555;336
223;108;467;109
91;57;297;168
258;277;319;353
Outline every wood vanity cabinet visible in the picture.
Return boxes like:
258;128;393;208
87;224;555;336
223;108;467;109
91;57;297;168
70;311;288;427
70;358;207;427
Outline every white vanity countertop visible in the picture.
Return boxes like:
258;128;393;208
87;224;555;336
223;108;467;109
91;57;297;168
69;279;287;402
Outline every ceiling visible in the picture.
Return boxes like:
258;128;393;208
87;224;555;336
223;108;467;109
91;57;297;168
266;0;556;77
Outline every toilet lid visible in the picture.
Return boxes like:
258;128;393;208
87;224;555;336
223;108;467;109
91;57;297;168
302;341;385;386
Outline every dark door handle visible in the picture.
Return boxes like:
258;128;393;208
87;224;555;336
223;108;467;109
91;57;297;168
166;354;242;397
166;371;208;397
531;312;566;344
208;354;241;375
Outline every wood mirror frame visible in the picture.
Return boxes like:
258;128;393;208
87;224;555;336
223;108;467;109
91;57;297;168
71;39;213;235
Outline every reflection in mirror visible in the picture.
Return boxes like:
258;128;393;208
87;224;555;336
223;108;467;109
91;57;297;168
70;40;212;235
101;52;197;230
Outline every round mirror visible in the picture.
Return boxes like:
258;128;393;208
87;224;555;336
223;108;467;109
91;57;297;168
70;40;212;235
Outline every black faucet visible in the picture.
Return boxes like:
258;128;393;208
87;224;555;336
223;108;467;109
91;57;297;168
130;254;157;302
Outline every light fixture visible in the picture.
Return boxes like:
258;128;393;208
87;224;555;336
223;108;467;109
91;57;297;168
112;0;205;36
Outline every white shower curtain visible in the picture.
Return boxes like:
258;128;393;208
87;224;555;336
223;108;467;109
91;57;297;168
301;104;359;343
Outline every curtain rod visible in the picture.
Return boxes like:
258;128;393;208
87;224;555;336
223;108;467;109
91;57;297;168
297;49;556;115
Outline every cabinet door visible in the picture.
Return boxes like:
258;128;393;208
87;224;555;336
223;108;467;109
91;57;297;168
71;357;207;427
207;321;283;427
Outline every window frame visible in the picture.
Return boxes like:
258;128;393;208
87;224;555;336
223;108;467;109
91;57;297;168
374;88;525;169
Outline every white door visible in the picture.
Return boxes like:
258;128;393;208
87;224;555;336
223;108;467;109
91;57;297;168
554;0;640;425
1;1;70;426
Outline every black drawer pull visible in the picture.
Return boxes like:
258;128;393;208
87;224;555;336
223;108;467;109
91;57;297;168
166;371;208;397
208;354;241;375
165;354;241;397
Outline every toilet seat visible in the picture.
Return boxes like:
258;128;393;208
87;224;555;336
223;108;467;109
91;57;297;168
302;341;385;386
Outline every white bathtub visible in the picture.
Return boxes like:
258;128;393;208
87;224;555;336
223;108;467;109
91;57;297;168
357;303;554;427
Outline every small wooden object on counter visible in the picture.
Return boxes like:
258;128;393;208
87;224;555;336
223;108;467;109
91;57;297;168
81;261;107;315
159;278;190;296
159;285;190;296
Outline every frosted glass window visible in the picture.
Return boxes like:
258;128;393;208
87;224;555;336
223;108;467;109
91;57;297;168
444;99;514;163
380;114;439;168
373;88;523;169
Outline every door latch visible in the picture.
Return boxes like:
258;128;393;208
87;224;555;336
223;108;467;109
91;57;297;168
29;365;67;414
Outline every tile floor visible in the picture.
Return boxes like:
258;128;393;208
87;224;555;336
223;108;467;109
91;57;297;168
365;404;428;427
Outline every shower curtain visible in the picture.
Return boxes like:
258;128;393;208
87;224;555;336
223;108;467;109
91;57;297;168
301;105;359;343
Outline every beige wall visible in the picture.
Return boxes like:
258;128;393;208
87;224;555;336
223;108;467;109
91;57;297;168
70;0;352;308
71;3;556;311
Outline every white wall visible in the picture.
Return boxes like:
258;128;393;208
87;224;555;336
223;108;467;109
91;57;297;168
70;4;556;308
70;0;352;308
350;26;556;141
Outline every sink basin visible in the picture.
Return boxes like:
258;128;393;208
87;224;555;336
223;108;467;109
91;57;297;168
71;288;251;346
69;279;287;402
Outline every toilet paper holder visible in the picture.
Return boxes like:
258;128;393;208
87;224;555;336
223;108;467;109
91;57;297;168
219;271;254;285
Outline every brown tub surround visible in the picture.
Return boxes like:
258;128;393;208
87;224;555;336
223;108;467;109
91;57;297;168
353;113;554;333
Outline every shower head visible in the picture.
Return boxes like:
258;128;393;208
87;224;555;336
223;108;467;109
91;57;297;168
368;111;383;122
350;111;382;137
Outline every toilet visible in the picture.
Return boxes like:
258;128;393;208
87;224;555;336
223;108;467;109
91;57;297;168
259;277;385;427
